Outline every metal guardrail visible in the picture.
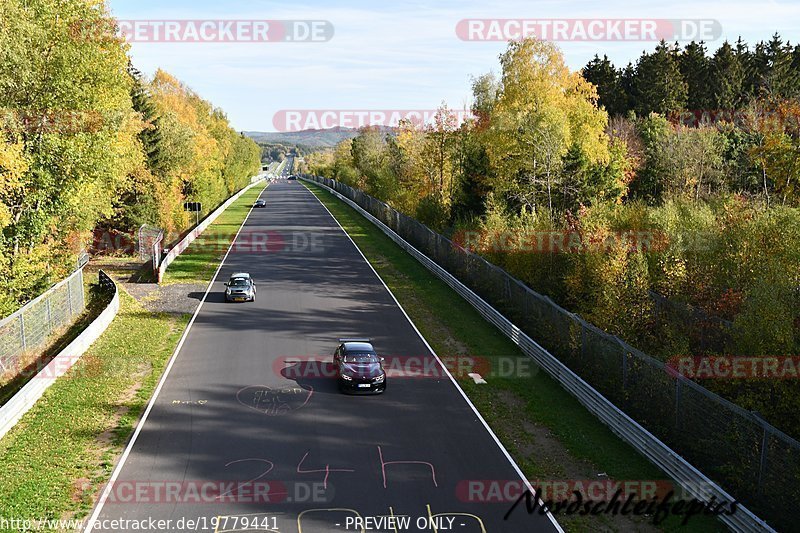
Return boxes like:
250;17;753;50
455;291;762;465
303;175;775;533
0;270;119;441
157;175;267;282
0;267;86;381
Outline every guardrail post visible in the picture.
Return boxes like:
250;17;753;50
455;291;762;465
19;314;26;350
77;268;85;310
67;279;73;316
46;296;52;334
675;377;682;430
580;322;586;359
758;426;768;493
621;345;628;389
754;415;769;494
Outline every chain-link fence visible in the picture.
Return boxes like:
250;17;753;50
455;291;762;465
0;268;85;381
650;290;733;354
308;175;798;532
137;224;164;262
137;224;164;278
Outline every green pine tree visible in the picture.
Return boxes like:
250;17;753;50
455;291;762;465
129;64;166;177
631;41;688;116
710;41;745;109
582;55;626;116
679;41;712;109
763;33;798;97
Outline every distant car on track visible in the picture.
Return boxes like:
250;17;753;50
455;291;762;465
254;199;266;208
225;273;256;302
334;338;386;394
287;175;297;181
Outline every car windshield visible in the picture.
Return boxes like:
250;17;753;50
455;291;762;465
343;352;379;363
229;278;249;287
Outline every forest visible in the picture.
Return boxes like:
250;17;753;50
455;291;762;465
0;0;262;316
307;36;800;437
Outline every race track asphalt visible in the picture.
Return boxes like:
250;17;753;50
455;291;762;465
87;180;561;533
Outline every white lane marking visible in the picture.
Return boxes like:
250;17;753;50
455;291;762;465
302;182;564;533
84;183;269;532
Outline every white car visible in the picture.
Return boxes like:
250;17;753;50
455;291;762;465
224;273;256;302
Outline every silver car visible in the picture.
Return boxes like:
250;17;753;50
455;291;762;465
224;273;256;302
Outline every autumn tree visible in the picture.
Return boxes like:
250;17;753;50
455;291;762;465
0;0;141;306
485;38;612;216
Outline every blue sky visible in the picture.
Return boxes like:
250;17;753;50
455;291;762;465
108;0;800;132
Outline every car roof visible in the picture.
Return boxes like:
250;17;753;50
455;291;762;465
230;273;251;279
341;341;375;352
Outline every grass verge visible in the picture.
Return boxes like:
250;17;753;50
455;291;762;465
304;180;724;533
0;288;188;530
163;183;267;284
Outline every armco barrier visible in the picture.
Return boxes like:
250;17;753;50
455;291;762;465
157;175;266;282
0;270;119;441
302;176;775;533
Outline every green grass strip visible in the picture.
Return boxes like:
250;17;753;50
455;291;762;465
0;289;188;528
164;184;267;284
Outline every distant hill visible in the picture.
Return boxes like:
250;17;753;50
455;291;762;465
243;128;361;149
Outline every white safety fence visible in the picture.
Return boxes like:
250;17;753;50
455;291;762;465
0;267;86;380
0;271;119;441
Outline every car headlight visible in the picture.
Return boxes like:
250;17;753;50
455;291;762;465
341;374;353;381
374;374;385;383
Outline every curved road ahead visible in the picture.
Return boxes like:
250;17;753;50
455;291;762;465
87;180;561;533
